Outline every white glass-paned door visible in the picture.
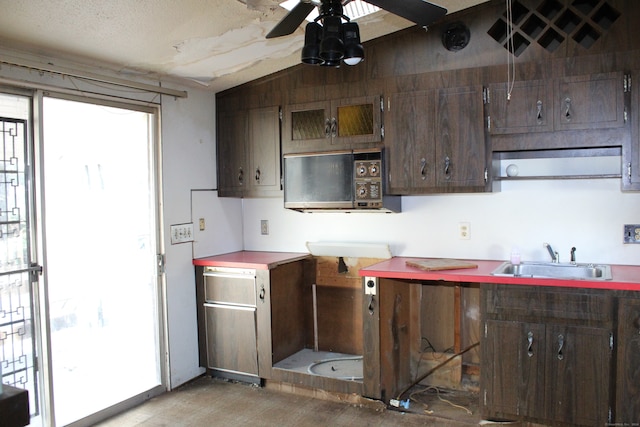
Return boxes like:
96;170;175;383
42;97;161;426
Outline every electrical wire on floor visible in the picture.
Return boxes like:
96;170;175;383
409;385;473;416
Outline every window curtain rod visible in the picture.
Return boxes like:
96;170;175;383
1;56;188;99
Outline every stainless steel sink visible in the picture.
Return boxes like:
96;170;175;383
491;261;612;281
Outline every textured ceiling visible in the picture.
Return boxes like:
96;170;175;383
0;0;489;93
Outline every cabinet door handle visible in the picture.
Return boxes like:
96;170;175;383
324;118;331;138
330;118;337;138
368;295;375;315
444;156;451;180
420;158;427;180
255;168;261;182
564;97;572;122
259;286;265;302
557;334;564;360
527;331;534;357
238;167;244;185
536;100;543;124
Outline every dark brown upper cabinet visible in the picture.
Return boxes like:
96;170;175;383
385;86;489;194
217;106;282;198
488;79;554;135
436;85;489;191
489;72;626;135
282;95;382;154
385;90;436;194
554;71;626;131
217;109;248;197
624;69;640;191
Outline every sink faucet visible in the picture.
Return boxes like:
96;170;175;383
570;247;577;264
543;243;559;263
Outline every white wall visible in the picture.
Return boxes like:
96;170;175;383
242;178;640;266
160;92;243;388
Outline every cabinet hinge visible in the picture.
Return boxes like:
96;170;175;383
380;96;384;112
381;124;385;139
279;107;283;121
157;254;166;274
484;322;488;338
483;87;490;104
624;74;631;93
484;168;488;183
487;115;491;131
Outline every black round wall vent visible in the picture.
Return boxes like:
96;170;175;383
442;22;471;52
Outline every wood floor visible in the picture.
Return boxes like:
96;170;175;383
95;375;489;426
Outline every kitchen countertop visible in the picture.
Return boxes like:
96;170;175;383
359;257;640;291
193;251;310;270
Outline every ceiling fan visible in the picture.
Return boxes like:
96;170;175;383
266;0;447;66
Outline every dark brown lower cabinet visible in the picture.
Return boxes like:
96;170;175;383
616;298;640;425
481;284;614;426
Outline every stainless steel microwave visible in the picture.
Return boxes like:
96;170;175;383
283;148;400;212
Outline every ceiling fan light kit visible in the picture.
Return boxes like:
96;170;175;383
269;0;448;68
301;1;364;67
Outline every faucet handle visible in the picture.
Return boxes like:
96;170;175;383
570;247;576;264
543;242;559;263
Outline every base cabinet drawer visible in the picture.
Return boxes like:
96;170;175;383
204;303;258;376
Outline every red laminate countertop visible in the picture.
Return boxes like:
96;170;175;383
359;257;640;292
193;251;310;270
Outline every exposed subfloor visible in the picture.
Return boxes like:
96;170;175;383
95;375;545;426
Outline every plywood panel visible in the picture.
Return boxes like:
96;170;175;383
421;286;455;354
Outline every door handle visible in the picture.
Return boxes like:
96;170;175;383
420;158;427;180
564;97;572;122
444;156;451;180
527;331;534;357
536;100;543;124
557;334;564;360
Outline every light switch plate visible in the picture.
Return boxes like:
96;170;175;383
170;223;194;244
624;224;640;244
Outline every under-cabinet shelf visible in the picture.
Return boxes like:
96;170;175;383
493;146;622;182
494;173;622;181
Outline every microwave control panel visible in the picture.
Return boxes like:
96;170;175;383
354;157;383;207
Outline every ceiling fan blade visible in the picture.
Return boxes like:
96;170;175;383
365;0;447;27
266;1;316;39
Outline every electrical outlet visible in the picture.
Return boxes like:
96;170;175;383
624;224;640;244
170;223;194;244
261;220;269;235
458;222;470;240
199;218;205;231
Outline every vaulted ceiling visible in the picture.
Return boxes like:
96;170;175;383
0;0;489;92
